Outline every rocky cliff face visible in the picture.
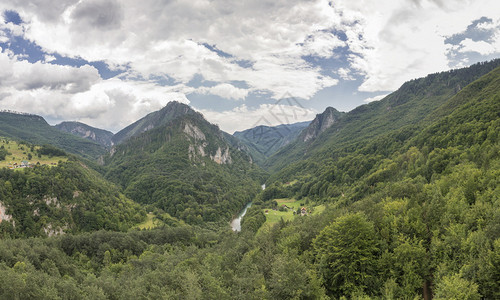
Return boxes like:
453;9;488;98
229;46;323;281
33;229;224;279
300;107;343;142
54;121;114;147
211;146;232;164
184;121;232;164
0;202;12;224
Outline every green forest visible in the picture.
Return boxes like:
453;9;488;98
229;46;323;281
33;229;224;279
103;113;265;225
0;159;145;238
0;112;106;160
0;61;498;299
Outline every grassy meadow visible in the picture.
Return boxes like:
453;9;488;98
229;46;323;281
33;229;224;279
0;138;67;169
261;198;326;227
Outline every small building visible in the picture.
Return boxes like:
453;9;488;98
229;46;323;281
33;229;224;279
301;207;307;216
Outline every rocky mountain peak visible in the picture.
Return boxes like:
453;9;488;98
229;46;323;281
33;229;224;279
112;101;200;145
301;107;343;142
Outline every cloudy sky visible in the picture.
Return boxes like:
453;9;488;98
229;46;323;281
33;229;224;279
0;0;499;133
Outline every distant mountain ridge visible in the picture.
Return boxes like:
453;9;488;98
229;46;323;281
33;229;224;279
265;59;500;172
233;121;311;164
55;121;114;147
0;111;106;159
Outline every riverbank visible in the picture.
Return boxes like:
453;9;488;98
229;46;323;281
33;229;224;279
230;202;252;231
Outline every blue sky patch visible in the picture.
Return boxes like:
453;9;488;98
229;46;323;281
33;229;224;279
3;10;22;25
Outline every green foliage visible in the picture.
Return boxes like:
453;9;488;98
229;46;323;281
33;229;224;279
104;114;264;225
0;147;10;160
434;273;481;300
313;213;379;297
0;60;498;299
0;160;145;238
240;206;266;233
0;112;106;159
233;121;311;165
266;59;500;175
37;144;67;157
55;121;114;148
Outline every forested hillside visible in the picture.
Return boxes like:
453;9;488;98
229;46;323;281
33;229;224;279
0;112;106;159
104;107;265;225
253;60;500;298
0;61;498;299
0;159;145;238
265;59;500;172
233;121;311;164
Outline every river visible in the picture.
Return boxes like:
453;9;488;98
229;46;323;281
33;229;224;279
230;184;265;232
230;202;252;231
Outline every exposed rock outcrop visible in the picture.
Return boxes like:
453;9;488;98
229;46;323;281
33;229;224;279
184;123;206;141
54;121;114;147
211;147;232;164
0;202;12;223
301;107;343;142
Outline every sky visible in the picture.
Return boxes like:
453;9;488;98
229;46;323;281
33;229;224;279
0;0;499;134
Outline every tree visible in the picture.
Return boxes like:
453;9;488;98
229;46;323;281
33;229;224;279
269;254;327;299
313;213;379;297
434;273;481;300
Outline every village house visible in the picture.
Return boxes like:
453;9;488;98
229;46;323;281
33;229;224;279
301;207;307;216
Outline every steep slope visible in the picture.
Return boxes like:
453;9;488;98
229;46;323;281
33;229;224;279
233;121;311;164
112;101;197;145
54;121;114;148
104;105;265;225
0;62;498;300
0;111;106;159
252;61;500;299
0;159;145;238
266;59;500;172
268;61;500;196
298;107;343;142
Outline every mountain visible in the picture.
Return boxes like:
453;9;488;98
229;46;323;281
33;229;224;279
0;111;106;159
54;121;114;147
0;61;499;300
298;107;343;142
0;158;145;238
104;103;265;224
233;121;311;164
265;59;500;173
112;101;198;145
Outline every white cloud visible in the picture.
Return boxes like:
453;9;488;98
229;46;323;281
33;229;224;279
195;83;249;100
0;32;8;43
302;31;346;58
1;0;340;100
363;94;388;103
0;51;190;131
72;80;190;131
459;38;498;55
337;67;355;80
1;0;499;133
0;51;100;93
200;103;317;134
333;0;500;92
43;55;56;62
